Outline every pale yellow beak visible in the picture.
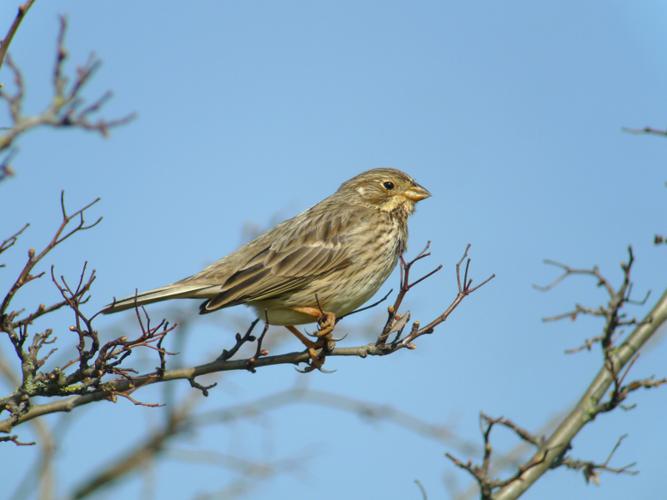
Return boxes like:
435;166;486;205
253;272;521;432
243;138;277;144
403;183;431;202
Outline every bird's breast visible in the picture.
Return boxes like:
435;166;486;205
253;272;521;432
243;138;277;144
321;216;406;314
251;212;408;325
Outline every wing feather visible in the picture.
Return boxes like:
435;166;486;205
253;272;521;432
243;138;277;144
200;209;361;313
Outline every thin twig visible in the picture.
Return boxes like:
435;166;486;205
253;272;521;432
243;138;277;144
622;126;667;137
0;0;36;72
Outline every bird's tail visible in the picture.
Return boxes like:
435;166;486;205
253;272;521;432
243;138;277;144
101;283;217;314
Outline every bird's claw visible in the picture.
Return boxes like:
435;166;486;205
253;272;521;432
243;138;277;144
288;310;338;373
299;331;337;373
315;311;336;338
330;332;348;342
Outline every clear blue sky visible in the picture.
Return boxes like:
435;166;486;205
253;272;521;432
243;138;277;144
1;1;666;499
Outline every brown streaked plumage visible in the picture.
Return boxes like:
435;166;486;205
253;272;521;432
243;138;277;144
102;168;430;327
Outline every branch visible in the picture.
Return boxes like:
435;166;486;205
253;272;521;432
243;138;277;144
0;243;492;435
72;392;200;499
71;382;482;499
1;185;493;442
445;250;666;499
445;413;547;499
0;194;180;434
536;248;648;353
0;433;34;446
0;0;36;73
0;222;29;264
492;292;667;499
622;126;667;137
1;192;101;319
171;448;313;500
375;243;494;350
0;16;134;180
561;434;638;485
0;340;448;433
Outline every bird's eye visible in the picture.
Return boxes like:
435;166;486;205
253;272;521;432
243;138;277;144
382;181;395;190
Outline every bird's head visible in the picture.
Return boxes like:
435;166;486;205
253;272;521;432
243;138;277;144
337;168;431;215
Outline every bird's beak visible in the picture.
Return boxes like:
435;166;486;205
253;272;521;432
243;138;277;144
403;183;431;202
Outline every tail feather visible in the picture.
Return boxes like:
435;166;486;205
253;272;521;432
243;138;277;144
101;284;218;314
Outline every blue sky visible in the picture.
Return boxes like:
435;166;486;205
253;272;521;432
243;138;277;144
1;1;666;499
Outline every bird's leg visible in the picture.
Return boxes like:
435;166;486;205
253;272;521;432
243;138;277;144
287;306;339;371
291;306;337;338
284;324;318;349
292;306;338;352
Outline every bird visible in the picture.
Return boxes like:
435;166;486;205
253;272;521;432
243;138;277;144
102;168;430;367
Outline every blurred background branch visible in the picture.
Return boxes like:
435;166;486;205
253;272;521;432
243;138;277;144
0;13;133;183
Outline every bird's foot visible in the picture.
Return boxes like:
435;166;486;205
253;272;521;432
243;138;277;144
299;332;338;372
315;311;336;338
285;325;336;373
287;308;338;372
299;345;326;373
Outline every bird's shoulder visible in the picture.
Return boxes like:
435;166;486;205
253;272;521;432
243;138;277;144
246;200;374;276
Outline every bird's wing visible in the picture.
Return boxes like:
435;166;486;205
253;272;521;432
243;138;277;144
199;208;362;313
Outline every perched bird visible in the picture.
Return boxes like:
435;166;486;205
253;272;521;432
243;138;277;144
103;168;430;365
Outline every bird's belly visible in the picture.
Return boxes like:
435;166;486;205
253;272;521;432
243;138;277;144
324;260;395;315
253;244;399;326
250;216;404;326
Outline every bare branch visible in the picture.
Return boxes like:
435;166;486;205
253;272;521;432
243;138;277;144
71;382;482;499
537;247;649;354
622;126;667;137
0;0;36;72
492;286;667;499
0;222;29;261
0;433;34;446
1;193;100;319
0;16;134;180
534;259;615;296
445;413;547;499
446;247;666;499
337;288;393;322
561;435;638;485
375;243;494;350
414;479;428;500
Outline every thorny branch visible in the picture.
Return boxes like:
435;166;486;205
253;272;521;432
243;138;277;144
1;198;493;438
0;15;134;182
536;248;651;353
446;414;638;500
0;194;175;442
375;242;495;350
560;434;638;485
446;249;667;500
445;413;547;500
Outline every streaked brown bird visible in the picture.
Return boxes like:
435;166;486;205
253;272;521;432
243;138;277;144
103;168;430;367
